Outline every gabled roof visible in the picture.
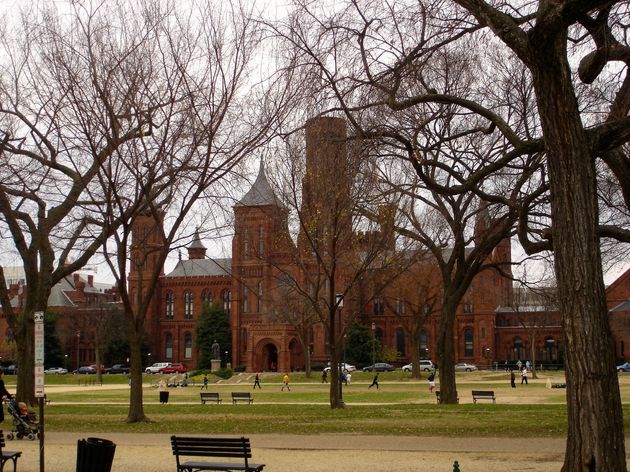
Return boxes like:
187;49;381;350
235;161;279;207
611;300;630;312
166;258;232;278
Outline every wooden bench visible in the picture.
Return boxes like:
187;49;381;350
435;390;459;404
0;430;21;472
231;392;253;404
200;392;222;404
171;436;264;472
471;390;496;403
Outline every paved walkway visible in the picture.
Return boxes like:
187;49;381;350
12;431;571;471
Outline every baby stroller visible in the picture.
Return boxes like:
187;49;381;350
5;398;39;440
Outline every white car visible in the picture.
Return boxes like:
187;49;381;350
323;363;356;373
455;363;478;372
145;362;170;374
44;367;68;374
402;360;434;372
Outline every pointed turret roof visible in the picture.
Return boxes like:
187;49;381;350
236;161;279;207
188;230;206;250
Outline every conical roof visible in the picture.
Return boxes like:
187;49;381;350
236;161;279;207
188;230;206;250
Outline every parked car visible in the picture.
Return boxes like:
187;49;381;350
73;366;96;374
617;362;630;372
145;362;170;374
159;363;187;374
108;364;131;374
90;364;109;373
362;362;395;372
323;363;356;373
455;363;478;372
402;360;434;372
44;367;68;375
3;365;17;375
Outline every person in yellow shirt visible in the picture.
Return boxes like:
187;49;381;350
281;373;290;391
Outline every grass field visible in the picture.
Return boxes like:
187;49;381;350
8;369;630;437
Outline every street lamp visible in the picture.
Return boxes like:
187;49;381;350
335;294;344;405
371;322;376;368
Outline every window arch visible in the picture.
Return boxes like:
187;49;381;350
464;328;474;357
223;290;231;316
165;291;174;319
201;289;213;305
257;282;263;313
258;226;264;256
184;333;193;359
165;333;173;359
396;328;406;356
184;291;194;319
373;297;384;316
242;285;249;312
513;337;524;360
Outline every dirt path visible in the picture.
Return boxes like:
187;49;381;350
12;431;570;471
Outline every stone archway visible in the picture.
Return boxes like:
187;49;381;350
255;342;278;372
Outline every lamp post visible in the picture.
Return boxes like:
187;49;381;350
371;322;376;368
335;294;344;405
76;331;81;370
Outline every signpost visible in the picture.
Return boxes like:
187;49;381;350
34;311;45;472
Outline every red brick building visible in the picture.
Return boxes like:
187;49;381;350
131;117;630;372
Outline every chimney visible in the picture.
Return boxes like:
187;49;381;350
87;275;94;287
73;273;80;287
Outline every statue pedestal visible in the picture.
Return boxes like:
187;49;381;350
211;359;221;372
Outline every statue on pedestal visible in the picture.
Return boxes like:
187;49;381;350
212;340;220;360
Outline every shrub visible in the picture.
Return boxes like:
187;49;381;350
215;368;233;379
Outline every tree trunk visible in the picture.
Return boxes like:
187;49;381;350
328;343;344;409
409;334;422;380
529;332;537;380
436;299;457;404
126;326;148;422
530;30;626;471
15;311;35;406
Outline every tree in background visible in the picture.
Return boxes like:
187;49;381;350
196;302;231;369
43;312;64;369
344;323;381;366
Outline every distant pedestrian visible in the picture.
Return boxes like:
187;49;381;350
346;372;352;385
253;373;261;389
504;361;508;372
201;374;209;390
521;367;528;385
322;370;328;383
428;371;436;392
517;359;523;370
368;373;379;389
281;373;291;391
510;370;516;388
525;360;531;370
342;371;348;385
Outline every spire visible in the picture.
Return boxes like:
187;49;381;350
236;160;279;207
187;229;207;260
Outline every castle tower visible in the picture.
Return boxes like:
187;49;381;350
187;230;207;260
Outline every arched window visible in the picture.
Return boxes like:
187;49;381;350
258;226;264;257
242;328;248;352
464;328;474;357
223;290;231;316
184;333;192;359
165;333;173;359
184;291;194;319
545;337;555;362
201;289;213;305
396;328;406;356
395;298;405;315
419;331;429;358
257;282;263;313
165;291;174;319
513;337;524;360
242;285;249;312
373;297;384;316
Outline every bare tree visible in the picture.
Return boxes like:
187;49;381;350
0;1;152;404
275;1;630;468
96;0;294;422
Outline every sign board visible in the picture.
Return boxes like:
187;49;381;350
34;311;44;398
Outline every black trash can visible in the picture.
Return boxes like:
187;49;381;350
76;437;116;472
159;391;169;404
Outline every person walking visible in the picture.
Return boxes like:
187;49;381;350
0;371;12;423
428;371;436;393
510;370;516;388
322;369;328;383
368;372;379;389
521;367;528;385
201;374;209;390
346;372;352;385
281;373;291;391
253;373;262;389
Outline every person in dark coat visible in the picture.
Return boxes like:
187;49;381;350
510;370;516;388
368;373;379;389
253;373;262;389
0;371;13;422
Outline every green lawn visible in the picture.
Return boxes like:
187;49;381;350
9;370;630;437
